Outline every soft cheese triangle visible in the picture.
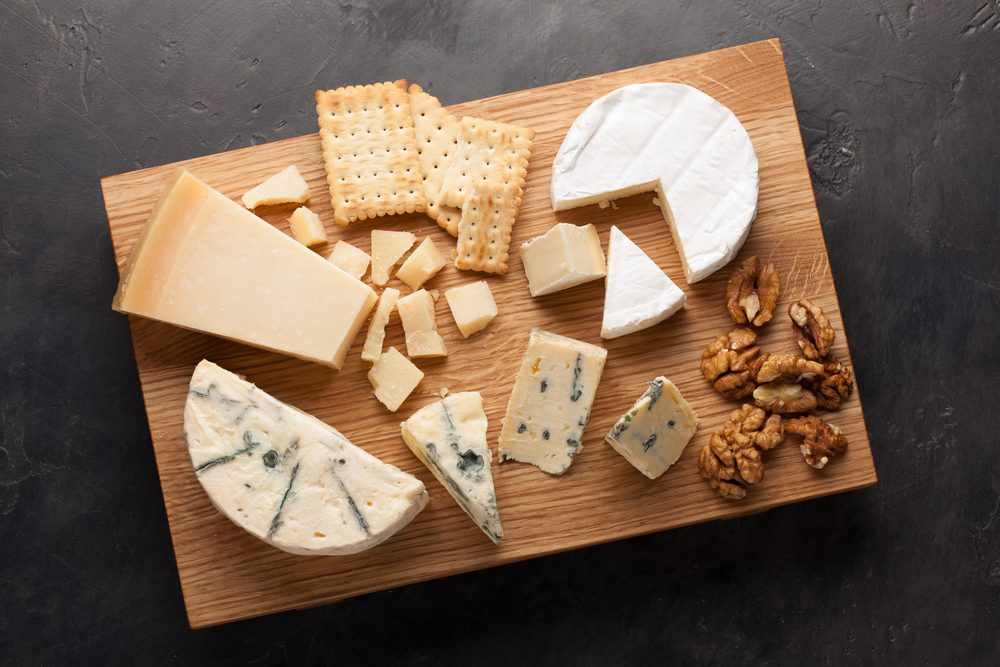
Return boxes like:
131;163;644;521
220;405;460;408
602;226;686;339
184;360;428;556
550;83;759;283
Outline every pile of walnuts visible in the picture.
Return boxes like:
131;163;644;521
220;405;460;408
698;256;855;500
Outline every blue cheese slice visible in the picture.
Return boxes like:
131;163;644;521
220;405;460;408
605;376;698;479
498;328;608;474
184;360;428;555
400;392;502;543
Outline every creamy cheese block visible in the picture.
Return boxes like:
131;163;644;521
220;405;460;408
550;83;759;283
288;206;328;247
498;328;608;475
184;360;428;555
605;377;698;479
241;165;310;209
602;226;686;339
520;223;607;297
400;392;503;543
112;170;377;369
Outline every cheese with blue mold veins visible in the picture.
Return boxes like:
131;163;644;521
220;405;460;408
400;392;502;543
550;83;759;284
184;360;428;556
498;328;608;475
605;376;698;479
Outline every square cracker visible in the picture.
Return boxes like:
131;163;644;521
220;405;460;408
454;183;520;275
438;116;535;212
408;84;463;236
315;80;426;226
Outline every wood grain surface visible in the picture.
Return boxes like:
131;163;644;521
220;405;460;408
101;38;876;629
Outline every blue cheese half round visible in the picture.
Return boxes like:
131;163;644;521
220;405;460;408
184;360;428;555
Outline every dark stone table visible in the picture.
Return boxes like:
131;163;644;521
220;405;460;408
2;1;998;663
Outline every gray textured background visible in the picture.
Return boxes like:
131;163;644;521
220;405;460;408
2;0;999;663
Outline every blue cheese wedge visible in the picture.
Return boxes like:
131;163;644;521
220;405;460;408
184;360;428;555
498;328;608;475
605;377;698;479
400;392;502;543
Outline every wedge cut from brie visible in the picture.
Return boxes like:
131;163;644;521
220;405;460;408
550;83;758;283
602;226;686;339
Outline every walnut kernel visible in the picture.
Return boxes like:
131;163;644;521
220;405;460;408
726;256;781;327
786;415;848;468
752;381;818;414
698;404;785;500
789;299;835;360
755;354;825;384
701;328;761;399
811;357;855;410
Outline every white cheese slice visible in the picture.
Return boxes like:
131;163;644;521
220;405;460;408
602;226;686;339
241;165;310;209
400;392;503;543
519;223;606;297
328;240;371;280
395;237;446;290
605;376;698;479
112;170;376;369
361;287;399;363
287;206;328;247
550;83;759;283
498;328;608;475
371;230;416;286
184;360;428;555
368;346;423;412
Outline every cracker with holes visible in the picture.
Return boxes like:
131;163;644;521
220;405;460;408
438;117;534;215
408;84;463;236
455;183;520;274
315;80;426;226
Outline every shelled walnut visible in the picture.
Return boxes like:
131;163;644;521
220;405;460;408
786;415;848;469
810;357;855;410
726;256;781;327
700;328;762;399
789;299;835;360
698;404;785;500
755;354;824;384
752;381;818;414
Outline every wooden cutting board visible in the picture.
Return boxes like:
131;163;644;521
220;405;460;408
101;38;876;628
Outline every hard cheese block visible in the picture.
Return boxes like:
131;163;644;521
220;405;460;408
605;377;698;479
498;328;608;475
397;289;447;358
400;392;503;543
520;223;606;297
371;230;416;286
184;360;428;555
444;281;497;338
112;170;377;369
368;346;424;412
361;287;400;363
241;165;310;209
328;240;371;280
550;83;758;283
602;226;686;339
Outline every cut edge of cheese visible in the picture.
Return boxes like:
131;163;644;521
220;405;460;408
241;165;311;209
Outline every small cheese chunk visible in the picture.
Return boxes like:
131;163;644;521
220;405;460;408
361;287;400;363
444;281;497;338
401;392;503;543
395;237;447;290
112;170;376;369
241;165;310;209
287;206;328;247
397;289;447;358
498;328;608;475
328;240;371;280
605;377;698;479
602;226;686;338
367;347;423;412
520;223;606;297
371;230;416;286
184;360;428;555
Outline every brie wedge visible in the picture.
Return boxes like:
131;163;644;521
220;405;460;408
550;83;758;283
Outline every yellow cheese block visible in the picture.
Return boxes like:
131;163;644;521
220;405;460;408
396;289;447;358
112;170;377;369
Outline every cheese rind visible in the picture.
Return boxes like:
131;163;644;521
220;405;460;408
602;226;686;339
444;281;497;338
498;328;608;475
395;237;446;290
550;83;759;283
397;289;447;358
371;230;416;286
328;240;371;280
520;223;606;297
288;206;328;247
241;165;310;209
361;287;399;363
400;392;503;543
368;347;423;412
605;377;698;479
184;360;427;555
112;170;376;369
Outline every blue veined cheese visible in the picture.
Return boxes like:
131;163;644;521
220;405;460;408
184;360;428;555
605;376;698;479
400;392;502;543
498;328;608;475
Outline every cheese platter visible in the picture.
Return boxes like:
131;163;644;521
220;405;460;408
101;38;876;628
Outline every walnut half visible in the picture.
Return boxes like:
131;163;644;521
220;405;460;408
810;357;855;410
726;256;781;327
698;404;785;500
701;328;762;399
786;415;848;469
789;299;835;360
753;381;818;414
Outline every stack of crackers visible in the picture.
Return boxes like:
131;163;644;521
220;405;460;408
315;80;534;274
